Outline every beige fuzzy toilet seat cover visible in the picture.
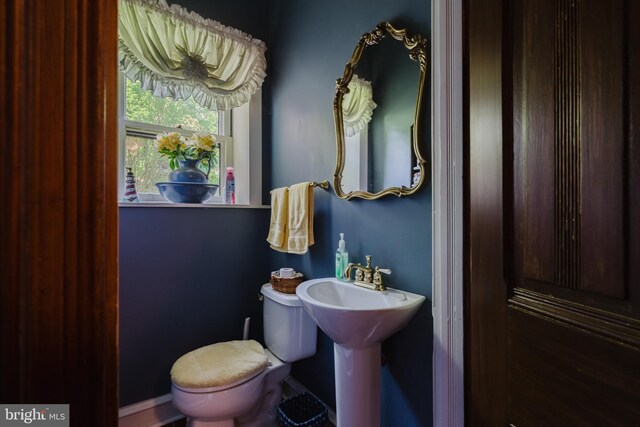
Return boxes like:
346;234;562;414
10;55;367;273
171;340;268;388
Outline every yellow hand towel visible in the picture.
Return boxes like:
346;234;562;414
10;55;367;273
287;182;315;254
267;187;289;252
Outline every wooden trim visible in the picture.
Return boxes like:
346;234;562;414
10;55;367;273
431;0;465;426
509;288;640;349
465;0;508;424
553;0;582;289
0;0;119;424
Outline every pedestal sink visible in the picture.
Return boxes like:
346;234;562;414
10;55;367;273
296;277;426;427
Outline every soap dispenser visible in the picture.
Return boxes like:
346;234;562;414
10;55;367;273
335;233;349;279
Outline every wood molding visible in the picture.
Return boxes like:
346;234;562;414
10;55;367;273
431;0;465;426
0;0;119;424
553;0;582;289
465;0;508;424
509;288;640;349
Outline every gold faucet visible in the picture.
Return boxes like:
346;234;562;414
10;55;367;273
344;255;391;291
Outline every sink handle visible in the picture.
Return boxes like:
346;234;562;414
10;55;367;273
373;266;391;291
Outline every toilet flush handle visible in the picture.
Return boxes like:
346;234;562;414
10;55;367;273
243;317;250;340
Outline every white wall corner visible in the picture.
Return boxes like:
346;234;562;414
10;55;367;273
431;0;465;426
232;88;263;206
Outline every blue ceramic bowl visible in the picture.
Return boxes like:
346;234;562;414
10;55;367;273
156;182;219;203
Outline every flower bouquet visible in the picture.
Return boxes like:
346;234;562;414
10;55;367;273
155;132;220;203
156;131;217;171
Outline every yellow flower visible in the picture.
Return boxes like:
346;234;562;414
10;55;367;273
191;132;216;152
156;132;184;153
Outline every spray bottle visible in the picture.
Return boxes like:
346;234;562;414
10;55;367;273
225;167;235;204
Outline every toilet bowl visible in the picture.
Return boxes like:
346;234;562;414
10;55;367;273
170;283;317;427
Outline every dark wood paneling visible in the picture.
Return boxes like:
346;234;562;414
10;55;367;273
513;0;631;301
465;0;508;424
554;0;581;289
508;308;640;427
630;0;640;310
1;0;23;399
467;0;640;425
579;0;625;298
509;288;640;349
512;0;556;286
0;0;118;424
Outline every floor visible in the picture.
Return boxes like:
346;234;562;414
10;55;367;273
163;419;333;427
163;382;335;427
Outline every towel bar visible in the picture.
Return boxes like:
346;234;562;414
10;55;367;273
271;181;330;193
309;180;330;190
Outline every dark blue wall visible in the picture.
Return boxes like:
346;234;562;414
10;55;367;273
119;1;433;425
119;207;271;405
178;0;269;41
268;1;432;426
118;0;272;407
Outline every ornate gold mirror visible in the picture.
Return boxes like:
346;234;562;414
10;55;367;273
333;22;429;200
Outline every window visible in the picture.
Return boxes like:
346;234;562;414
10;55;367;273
117;0;266;206
120;76;233;203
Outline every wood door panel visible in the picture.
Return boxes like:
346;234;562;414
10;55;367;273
0;0;118;423
512;0;634;303
467;0;640;425
509;288;640;349
579;0;626;297
630;0;640;310
512;0;556;286
466;0;508;424
508;308;640;427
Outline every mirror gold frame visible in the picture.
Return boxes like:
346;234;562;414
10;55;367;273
333;21;429;200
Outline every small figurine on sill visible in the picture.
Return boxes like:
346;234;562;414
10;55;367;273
123;167;140;203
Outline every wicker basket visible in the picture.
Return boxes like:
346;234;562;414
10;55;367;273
270;271;304;294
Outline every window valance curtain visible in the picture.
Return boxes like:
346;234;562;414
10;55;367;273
118;0;267;111
342;75;377;137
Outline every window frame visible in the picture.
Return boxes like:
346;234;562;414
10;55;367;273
118;72;233;204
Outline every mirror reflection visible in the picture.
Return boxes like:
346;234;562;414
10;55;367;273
333;22;428;200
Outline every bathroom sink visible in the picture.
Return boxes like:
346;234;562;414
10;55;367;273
295;277;425;349
297;277;426;425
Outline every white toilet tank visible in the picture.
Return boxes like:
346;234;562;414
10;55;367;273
261;283;317;363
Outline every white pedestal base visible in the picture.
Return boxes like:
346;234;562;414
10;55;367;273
334;343;381;427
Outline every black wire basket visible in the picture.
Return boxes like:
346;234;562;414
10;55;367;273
277;393;329;427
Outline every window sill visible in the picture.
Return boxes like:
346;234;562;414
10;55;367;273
118;201;269;209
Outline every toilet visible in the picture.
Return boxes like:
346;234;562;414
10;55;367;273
171;283;317;427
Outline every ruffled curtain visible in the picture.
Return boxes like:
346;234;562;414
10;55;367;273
342;75;377;137
118;0;267;111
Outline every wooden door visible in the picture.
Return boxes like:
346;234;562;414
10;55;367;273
466;0;640;425
0;0;119;424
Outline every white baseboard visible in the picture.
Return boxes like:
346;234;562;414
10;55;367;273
118;393;184;427
118;377;334;427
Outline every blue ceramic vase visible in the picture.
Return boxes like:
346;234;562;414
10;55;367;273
157;153;217;203
168;158;210;183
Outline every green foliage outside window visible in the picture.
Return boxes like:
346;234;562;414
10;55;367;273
125;135;173;193
125;79;219;132
124;78;221;195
